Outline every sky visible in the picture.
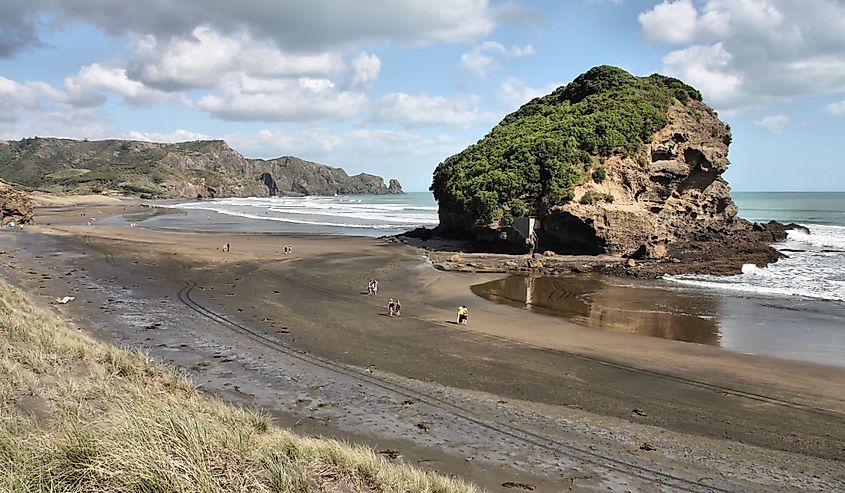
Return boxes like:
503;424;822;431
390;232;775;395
1;0;844;192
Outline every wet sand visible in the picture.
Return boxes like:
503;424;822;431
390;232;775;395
2;202;844;492
472;274;845;367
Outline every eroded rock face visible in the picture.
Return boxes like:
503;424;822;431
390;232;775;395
541;101;740;257
388;178;403;194
0;180;34;226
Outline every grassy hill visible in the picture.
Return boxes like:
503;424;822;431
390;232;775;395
0;138;401;198
0;277;476;492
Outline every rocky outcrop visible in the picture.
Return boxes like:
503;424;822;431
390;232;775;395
257;156;401;196
540;101;741;257
429;66;786;275
0;180;34;226
388;179;403;193
0;138;402;199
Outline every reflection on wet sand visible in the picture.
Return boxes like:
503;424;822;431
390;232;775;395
471;274;721;345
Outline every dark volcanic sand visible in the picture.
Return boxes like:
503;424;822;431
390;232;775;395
1;206;844;492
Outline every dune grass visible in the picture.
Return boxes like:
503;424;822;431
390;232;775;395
0;278;481;493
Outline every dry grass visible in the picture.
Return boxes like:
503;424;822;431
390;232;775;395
0;278;481;493
28;192;128;207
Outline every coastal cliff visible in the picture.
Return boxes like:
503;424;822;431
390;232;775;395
429;66;785;275
0;138;402;199
0;179;34;226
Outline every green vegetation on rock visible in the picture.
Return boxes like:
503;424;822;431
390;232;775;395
431;65;702;228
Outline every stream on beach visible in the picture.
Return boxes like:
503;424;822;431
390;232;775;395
470;273;845;367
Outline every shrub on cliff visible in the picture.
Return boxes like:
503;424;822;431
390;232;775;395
431;65;701;228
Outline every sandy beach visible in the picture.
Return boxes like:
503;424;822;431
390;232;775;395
2;200;844;492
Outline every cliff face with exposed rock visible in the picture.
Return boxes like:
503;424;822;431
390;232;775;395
0;179;34;226
540;100;738;256
0;138;402;199
430;66;783;273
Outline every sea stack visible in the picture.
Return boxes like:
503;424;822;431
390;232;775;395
431;65;783;274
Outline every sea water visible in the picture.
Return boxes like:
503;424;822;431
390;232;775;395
165;192;439;237
666;192;845;303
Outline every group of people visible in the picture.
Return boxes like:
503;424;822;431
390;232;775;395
388;298;401;317
283;245;294;254
367;279;467;323
222;242;231;252
366;279;379;296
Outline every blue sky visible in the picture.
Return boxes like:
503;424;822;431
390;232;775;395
1;0;844;192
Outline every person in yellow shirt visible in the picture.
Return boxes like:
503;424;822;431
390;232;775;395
457;305;468;325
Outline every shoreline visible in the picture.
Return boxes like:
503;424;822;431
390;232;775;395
2;202;844;490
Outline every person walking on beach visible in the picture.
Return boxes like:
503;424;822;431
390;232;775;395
372;279;378;296
366;280;373;295
225;242;231;253
394;299;401;317
457;305;468;325
388;298;395;317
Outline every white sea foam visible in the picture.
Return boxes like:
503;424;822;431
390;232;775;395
785;224;845;250
167;193;439;232
665;224;845;302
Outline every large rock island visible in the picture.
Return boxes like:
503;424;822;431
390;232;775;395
429;66;787;276
0;138;402;199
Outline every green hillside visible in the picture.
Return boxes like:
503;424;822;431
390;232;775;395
0;139;240;197
0;138;401;198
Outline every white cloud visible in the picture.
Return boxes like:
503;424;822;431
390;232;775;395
348;52;381;89
498;77;560;108
460;41;536;77
226;127;464;162
0;0;526;58
116;26;378;121
641;0;845;112
639;0;701;43
0;76;65;121
0;76;115;139
64;63;170;106
753;114;790;133
125;129;210;142
127;26;346;91
196;75;368;121
827;100;845;117
661;43;743;107
372;92;496;127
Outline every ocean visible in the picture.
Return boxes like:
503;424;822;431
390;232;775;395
667;192;845;303
162;192;439;237
152;191;845;365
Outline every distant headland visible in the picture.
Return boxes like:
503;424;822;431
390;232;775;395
0;137;402;199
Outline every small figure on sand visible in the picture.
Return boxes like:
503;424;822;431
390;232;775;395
372;279;378;296
388;298;395;317
457;305;468;325
366;280;374;296
223;242;231;252
283;245;289;255
394;299;401;317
